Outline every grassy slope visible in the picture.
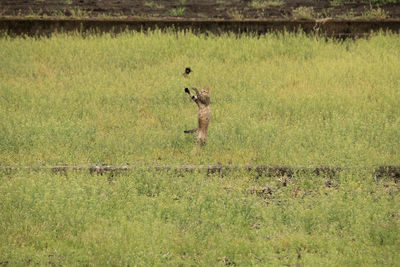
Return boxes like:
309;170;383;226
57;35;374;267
0;31;399;167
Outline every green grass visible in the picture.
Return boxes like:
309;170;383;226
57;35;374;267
251;0;285;9
1;31;399;167
0;31;399;265
292;6;317;19
169;7;185;17
332;0;400;4
0;169;399;265
368;0;400;3
361;6;389;19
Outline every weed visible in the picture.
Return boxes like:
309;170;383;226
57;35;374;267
144;1;164;9
228;9;244;19
292;6;317;19
68;7;92;18
169;7;185;17
197;13;209;18
330;0;344;6
251;0;284;9
24;8;37;18
336;8;356;19
368;0;400;3
52;9;67;18
319;8;333;18
361;5;389;19
144;1;155;8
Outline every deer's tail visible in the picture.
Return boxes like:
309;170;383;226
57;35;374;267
184;128;197;134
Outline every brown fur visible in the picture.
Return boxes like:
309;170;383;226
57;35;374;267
184;87;211;146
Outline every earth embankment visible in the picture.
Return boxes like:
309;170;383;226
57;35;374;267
1;18;400;37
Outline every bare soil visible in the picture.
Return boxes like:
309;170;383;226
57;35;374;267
1;0;400;20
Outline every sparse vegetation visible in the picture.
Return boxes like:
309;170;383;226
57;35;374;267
251;0;284;9
336;8;357;19
330;0;359;5
144;1;155;8
292;6;317;19
144;1;164;9
330;0;344;6
1;0;400;19
169;0;186;17
368;0;400;3
361;5;389;19
155;3;165;9
169;7;185;17
332;0;400;5
228;8;244;19
68;7;92;18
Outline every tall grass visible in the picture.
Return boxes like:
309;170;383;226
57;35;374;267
0;31;399;167
0;31;399;265
0;169;399;266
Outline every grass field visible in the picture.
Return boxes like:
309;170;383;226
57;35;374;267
0;31;400;265
1;30;400;167
0;169;398;266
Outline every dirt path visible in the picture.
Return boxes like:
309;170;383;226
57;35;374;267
1;164;399;181
1;0;400;20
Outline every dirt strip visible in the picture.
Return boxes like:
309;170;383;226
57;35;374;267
1;18;400;37
1;165;399;181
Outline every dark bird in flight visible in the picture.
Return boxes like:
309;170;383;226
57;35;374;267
183;67;192;77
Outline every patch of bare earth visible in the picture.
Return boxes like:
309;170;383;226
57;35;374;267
1;0;400;19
